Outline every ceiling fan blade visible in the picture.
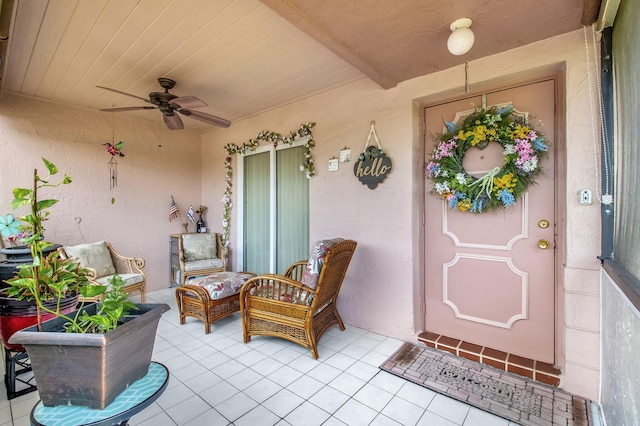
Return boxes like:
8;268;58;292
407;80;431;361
100;106;157;112
96;86;152;104
178;109;231;128
163;113;184;130
171;96;208;109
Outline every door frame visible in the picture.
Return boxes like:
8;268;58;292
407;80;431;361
415;67;567;365
236;135;310;272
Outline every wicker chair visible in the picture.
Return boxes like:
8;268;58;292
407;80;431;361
240;239;357;359
58;241;146;302
178;233;227;285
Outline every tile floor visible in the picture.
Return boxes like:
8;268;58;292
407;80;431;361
1;288;519;426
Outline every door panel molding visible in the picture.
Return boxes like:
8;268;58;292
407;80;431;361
443;253;528;329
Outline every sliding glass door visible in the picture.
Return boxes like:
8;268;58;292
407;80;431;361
242;143;309;274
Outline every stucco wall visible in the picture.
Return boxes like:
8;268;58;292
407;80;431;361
202;29;601;399
0;94;203;292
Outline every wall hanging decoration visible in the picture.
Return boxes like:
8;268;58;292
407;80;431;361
328;157;339;172
339;147;351;162
222;122;316;247
354;121;392;189
103;140;125;191
426;105;548;213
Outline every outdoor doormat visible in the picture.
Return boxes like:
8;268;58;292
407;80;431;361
380;342;593;426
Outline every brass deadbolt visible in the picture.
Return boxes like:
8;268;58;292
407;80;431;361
538;220;550;229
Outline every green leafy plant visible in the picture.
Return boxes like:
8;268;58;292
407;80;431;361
65;274;137;333
4;158;135;333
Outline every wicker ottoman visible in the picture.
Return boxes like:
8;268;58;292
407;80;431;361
175;271;256;333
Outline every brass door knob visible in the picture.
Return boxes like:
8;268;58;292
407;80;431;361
537;239;550;250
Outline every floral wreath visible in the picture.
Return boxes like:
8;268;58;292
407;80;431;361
426;105;548;213
221;122;316;246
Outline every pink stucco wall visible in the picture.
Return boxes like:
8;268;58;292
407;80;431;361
0;29;600;399
0;95;203;292
201;30;601;399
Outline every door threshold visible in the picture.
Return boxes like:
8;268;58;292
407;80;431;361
417;331;561;387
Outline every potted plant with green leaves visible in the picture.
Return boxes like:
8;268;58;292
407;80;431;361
2;158;169;409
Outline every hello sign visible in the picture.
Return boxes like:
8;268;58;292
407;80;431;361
354;122;393;189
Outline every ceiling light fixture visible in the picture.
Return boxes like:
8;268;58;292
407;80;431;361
447;18;474;56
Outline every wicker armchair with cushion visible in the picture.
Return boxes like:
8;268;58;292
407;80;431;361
178;233;227;285
240;239;357;359
58;241;146;302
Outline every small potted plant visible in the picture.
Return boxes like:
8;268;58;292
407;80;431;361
3;158;169;409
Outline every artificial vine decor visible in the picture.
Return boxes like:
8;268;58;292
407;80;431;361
426;106;548;213
221;122;316;246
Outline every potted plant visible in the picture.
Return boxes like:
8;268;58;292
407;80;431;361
2;158;169;409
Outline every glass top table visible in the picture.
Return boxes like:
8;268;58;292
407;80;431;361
30;361;169;426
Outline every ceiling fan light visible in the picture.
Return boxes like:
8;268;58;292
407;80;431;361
447;18;474;56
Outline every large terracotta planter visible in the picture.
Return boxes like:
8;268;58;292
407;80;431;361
9;303;170;409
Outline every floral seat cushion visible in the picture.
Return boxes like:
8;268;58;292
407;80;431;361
185;271;255;300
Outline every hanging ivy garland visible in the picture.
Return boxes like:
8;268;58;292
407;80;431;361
426;105;548;213
221;122;316;246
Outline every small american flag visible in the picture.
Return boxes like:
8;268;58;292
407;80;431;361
169;196;179;222
187;205;195;223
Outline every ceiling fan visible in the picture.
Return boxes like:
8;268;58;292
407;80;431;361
96;77;231;130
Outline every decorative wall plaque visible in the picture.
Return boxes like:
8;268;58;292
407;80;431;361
354;121;392;189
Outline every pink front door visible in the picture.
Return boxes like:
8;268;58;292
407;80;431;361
424;80;556;362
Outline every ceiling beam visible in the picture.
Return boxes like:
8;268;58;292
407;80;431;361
260;0;398;89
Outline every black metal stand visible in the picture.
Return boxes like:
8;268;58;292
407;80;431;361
4;346;38;399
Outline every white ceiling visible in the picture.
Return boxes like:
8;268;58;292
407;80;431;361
0;0;589;133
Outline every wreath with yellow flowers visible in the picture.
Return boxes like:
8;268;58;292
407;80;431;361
426;105;548;213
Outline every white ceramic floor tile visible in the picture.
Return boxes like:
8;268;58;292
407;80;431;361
234;405;281;426
323;352;357;371
135;411;179;426
262;389;305;418
426;394;471;425
164;395;211;424
213;392;259;422
268;365;304;387
381;396;425;425
308;386;350;414
226;367;265;390
182;370;223;394
345;360;382;381
286;374;325;400
396;381;437;409
333;398;378;426
328;371;367;395
235;348;269;366
353;382;394;411
284;400;331;426
155;382;197;411
211;358;249;380
306;363;342;384
288;353;321;373
199;381;240;407
243;378;283;403
462;407;511;426
369;371;408;394
182;408;230;426
370;414;403;426
417;410;461;426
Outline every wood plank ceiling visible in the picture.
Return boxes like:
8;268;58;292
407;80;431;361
0;0;590;132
